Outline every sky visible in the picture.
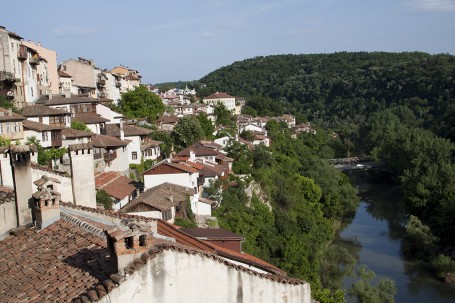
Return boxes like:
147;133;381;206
2;0;455;84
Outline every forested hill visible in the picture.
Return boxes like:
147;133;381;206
199;52;455;141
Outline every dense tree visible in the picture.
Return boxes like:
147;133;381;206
196;113;215;139
119;85;165;122
71;120;91;132
348;265;397;303
171;115;205;151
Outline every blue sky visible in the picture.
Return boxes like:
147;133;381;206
2;0;454;83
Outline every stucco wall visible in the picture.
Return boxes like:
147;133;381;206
99;249;311;303
0;192;17;240
31;168;73;202
69;149;96;208
144;173;194;190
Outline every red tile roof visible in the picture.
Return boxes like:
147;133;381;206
176;142;219;157
61;127;92;138
179;228;244;240
21;105;70;117
0;220;115;303
95;172;136;200
23;120;62;132
0;107;25;122
105;123;152;137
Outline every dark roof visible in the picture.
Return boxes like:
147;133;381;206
35;95;99;106
74;112;109;124
23;120;62;132
120;182;194;212
95;172;136;200
140;139;163;151
21;105;70;117
105;124;152;137
176;142;219;158
180;228;244;240
62;128;92;138
157;115;179;124
0;107;25;122
57;71;71;78
91;134;129;148
0;220;115;303
199;162;227;177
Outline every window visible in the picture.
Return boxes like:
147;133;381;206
6;123;11;133
162;209;172;221
132;151;137;160
42;132;48;141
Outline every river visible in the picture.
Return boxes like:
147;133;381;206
336;171;455;303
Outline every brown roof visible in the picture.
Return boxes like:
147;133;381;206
0;107;25;122
61;128;92;138
57;70;71;78
140;139;163;151
35;95;99;106
158;221;286;276
23;120;63;132
0;220;115;303
180;228;244;240
21;105;70;117
74;112;109;124
176;142;219;158
105;124;152;137
95;171;136;200
203;92;234;100
120;182;194;212
91;134;129;148
157;115;179;124
143;161;200;175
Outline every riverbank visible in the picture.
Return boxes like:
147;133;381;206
337;170;455;302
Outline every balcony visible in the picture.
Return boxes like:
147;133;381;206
97;79;106;86
29;57;39;65
17;46;27;60
0;71;17;82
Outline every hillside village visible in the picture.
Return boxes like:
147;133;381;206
0;25;316;302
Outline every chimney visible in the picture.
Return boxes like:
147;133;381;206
33;177;61;229
64;91;71;98
9;145;36;227
189;150;195;161
8;109;12;116
48;93;52;100
105;222;154;274
119;120;125;141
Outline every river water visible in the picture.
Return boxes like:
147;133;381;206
336;171;455;303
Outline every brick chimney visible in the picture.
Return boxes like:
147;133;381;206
33;175;61;229
105;222;154;274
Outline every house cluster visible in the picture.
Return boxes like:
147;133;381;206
0;25;315;302
0;25;142;109
0;146;312;302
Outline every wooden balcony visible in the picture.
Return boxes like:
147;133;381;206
17;46;27;60
0;71;17;82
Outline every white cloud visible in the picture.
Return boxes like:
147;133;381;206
405;0;455;11
50;26;100;37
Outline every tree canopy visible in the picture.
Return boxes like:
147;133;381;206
119;85;165;122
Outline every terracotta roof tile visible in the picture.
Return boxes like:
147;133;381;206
95;172;136;200
0;220;115;303
203;92;234;100
176;142;219;157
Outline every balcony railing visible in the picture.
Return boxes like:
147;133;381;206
29;57;39;65
97;79;106;86
0;71;17;82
